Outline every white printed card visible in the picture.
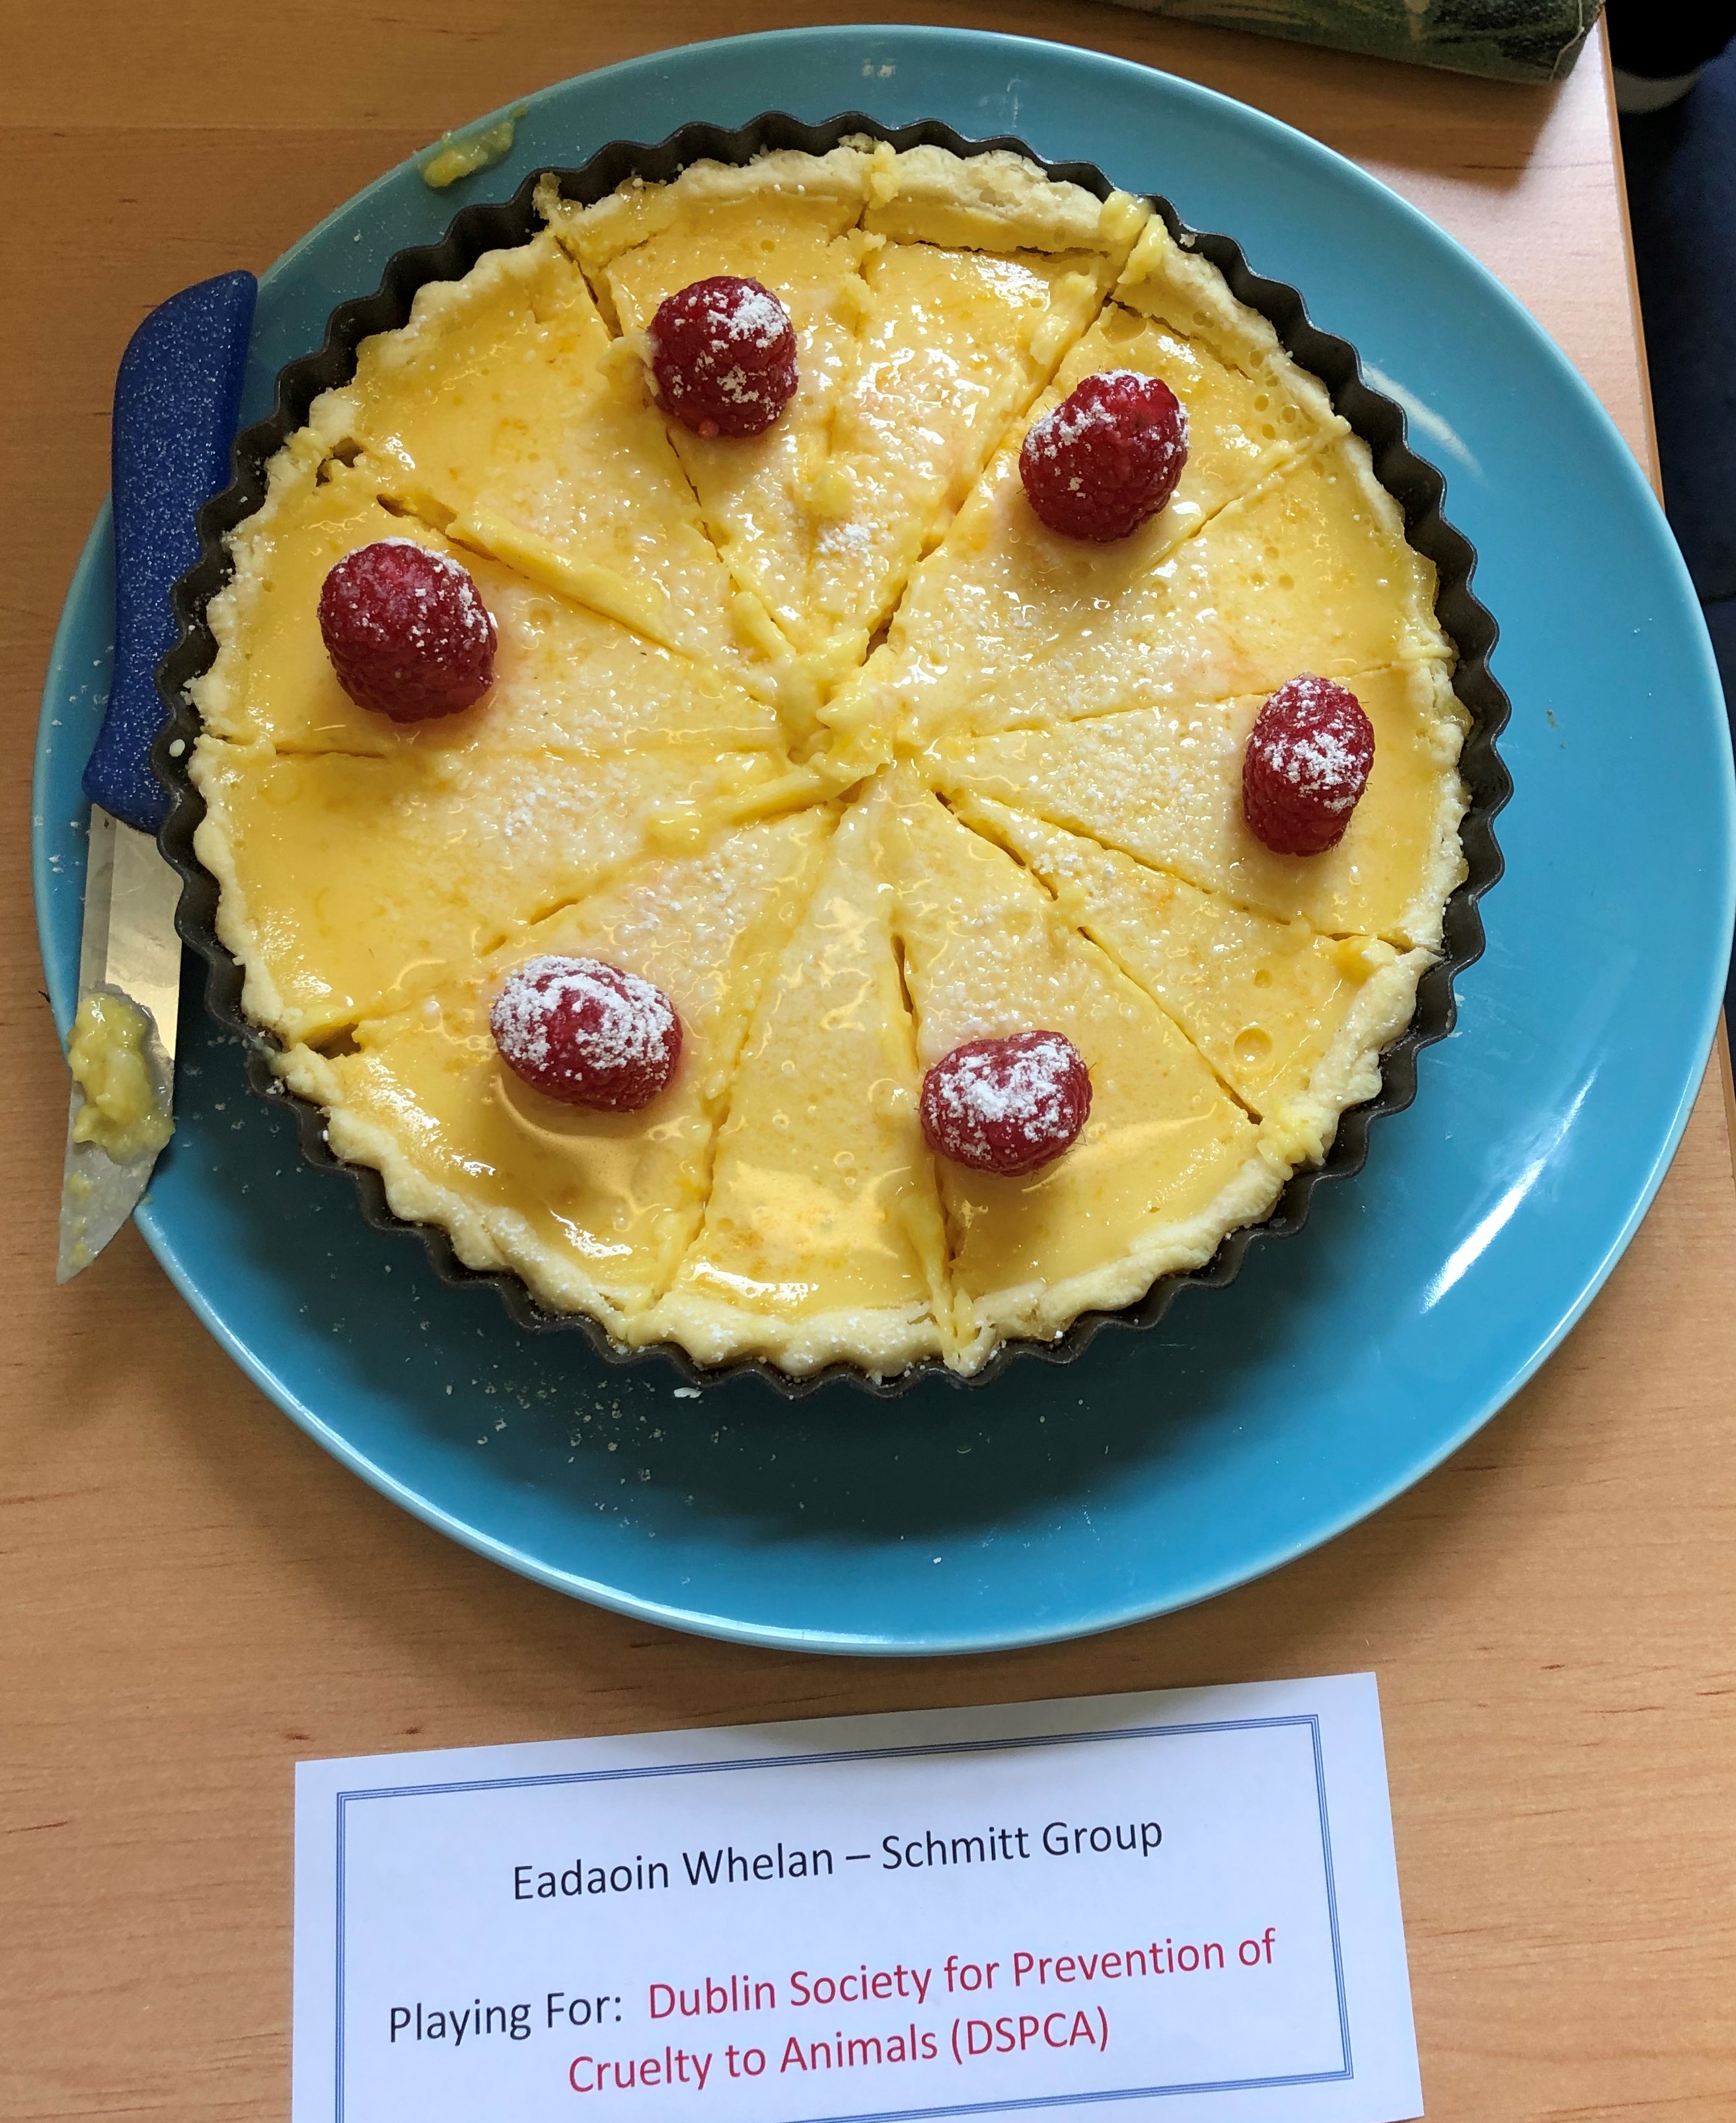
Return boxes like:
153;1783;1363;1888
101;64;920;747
294;1672;1421;2122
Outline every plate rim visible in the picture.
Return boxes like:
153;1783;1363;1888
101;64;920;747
32;24;1736;1655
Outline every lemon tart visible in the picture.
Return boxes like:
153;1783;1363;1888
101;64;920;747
186;140;1472;1382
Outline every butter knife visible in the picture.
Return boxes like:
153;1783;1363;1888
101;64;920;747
57;271;256;1283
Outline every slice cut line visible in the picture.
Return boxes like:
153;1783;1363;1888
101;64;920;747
274;811;833;1330
928;661;1469;948
804;236;1128;649
952;795;1434;1169
191;451;788;762
828;428;1451;761
191;737;827;1044
880;773;1273;1349
646;780;963;1377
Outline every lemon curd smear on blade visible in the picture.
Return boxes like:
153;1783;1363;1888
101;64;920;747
67;992;172;1164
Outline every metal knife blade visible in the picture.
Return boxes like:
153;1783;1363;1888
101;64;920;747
57;270;256;1283
57;809;184;1280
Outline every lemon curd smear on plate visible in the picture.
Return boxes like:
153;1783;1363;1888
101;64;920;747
188;141;1467;1382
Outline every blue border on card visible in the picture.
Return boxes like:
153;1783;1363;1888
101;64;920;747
330;1716;1351;2122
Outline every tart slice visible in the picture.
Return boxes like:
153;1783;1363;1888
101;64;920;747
930;662;1468;947
954;796;1433;1168
543;149;874;661
192;452;784;759
191;739;820;1043
806;149;1147;650
646;783;961;1377
1034;269;1344;556
274;812;831;1331
303;231;781;689
881;776;1270;1349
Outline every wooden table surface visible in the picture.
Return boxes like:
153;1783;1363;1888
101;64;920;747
5;8;1734;2118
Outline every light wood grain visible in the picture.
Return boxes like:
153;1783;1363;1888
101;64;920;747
3;10;1733;2120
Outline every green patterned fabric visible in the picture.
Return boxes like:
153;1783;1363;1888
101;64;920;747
1107;0;1602;81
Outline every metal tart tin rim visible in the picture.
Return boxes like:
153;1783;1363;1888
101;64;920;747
153;110;1511;1401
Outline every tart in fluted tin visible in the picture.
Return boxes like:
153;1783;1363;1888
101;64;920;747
155;115;1507;1394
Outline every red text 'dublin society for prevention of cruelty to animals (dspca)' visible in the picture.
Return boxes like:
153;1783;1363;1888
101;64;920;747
380;1816;1287;2098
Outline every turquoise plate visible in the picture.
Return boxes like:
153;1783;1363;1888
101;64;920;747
33;28;1735;1655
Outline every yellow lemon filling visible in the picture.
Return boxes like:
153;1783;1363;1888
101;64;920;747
303;230;786;690
67;992;172;1163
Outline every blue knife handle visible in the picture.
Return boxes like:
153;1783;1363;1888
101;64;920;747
84;270;257;834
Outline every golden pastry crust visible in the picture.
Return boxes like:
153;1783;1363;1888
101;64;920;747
963;1146;1295;1353
192;143;1472;1381
538;147;875;278
1113;214;1293;375
859;143;1149;256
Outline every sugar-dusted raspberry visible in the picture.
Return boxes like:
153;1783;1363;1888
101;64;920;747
1018;369;1189;542
317;539;496;722
490;957;682;1112
1242;675;1376;856
646;276;798;439
920;1031;1092;1177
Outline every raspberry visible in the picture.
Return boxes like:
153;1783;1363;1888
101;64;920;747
647;276;798;439
920;1031;1092;1177
1019;370;1188;541
1242;676;1376;856
318;540;496;722
490;957;682;1112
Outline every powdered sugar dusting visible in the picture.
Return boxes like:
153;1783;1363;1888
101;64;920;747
648;275;798;438
1020;371;1189;541
490;955;681;1111
1026;372;1149;460
716;283;788;347
1243;675;1375;855
494;954;673;1069
921;1030;1092;1175
318;539;496;720
371;542;492;653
